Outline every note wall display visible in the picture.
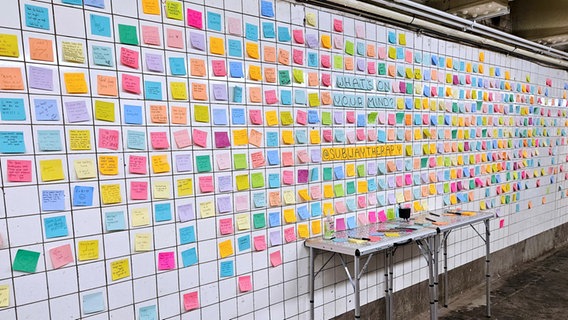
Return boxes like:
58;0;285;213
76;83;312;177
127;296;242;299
1;0;568;319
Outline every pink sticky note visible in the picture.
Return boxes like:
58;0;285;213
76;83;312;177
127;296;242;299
355;24;365;38
249;110;263;124
121;74;141;94
150;131;170;149
499;219;505;228
211;60;226;76
284;227;296;243
265;90;278;104
120;47;139;69
270;250;282;267
7;159;32;182
356;129;365;141
335;218;346;231
219;218;233;235
254;235;267;251
323;130;332;142
358;196;366;208
321;55;331;68
166;28;184;49
130;181;148;200
405;50;413;63
368;62;376;74
358;213;369;225
235;194;249;212
296;110;307;125
333;19;343;32
173;129;191;149
293;49;303;65
377;47;387;59
368;211;377;223
187;8;203;29
297;150;309;163
214;131;230;148
346;111;355;123
238;275;252;292
142;25;161;46
378;210;387;222
321;73;331;86
227;17;241;36
405;174;412;185
251;152;265;168
199;176;214;193
192;129;208;148
282;170;294;185
129;155;147;174
293;29;304;44
158;251;175;270
49;244;74;269
98;128;119;150
183;291;199;311
281;152;293;166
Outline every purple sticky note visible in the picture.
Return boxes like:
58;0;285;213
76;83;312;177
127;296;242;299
175;154;193;172
212;84;228;101
217;196;232;213
145;53;164;73
357;59;365;71
306;34;318;48
65;100;90;123
214;131;231;148
270;230;282;246
310;150;321;163
189;32;205;51
217;176;232;192
297;169;309;183
29;66;53;91
334;111;343;124
178;203;195;222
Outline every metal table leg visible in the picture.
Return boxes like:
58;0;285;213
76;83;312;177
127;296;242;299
433;234;440;319
485;219;491;318
384;250;390;320
354;255;361;319
389;248;394;320
428;237;436;320
443;232;449;307
309;247;315;320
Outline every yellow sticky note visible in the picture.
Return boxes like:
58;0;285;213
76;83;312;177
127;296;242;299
39;159;65;182
311;220;321;235
384;232;400;237
209;37;225;55
194;105;210;123
266;110;278;126
479;51;485;62
321;35;331;49
151;155;170;173
153;181;171;199
298;189;310;201
323;184;334;198
78;240;99;261
100;184;122;204
246;42;259;59
131;207;150;226
134;233;152;252
94;100;115;122
306;12;317;26
110;258;130;281
98;155;118;175
308;93;320;107
310;130;321;144
283;190;295;204
62;41;85;63
249;65;262;81
322;202;334;215
165;0;183;20
236;174;249;191
0;285;9;307
200;201;215;218
170;82;187;100
177;178;193;196
0;34;19;57
233;129;248;146
346;164;355;177
399;33;406;45
282;130;294;144
64;73;88;94
219;239;233;258
280;111;293;125
142;0;160;15
74;159;96;179
298;224;309;238
236;213;250;230
284;208;296;223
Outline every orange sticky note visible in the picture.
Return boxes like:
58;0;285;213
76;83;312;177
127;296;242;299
191;83;207;100
190;58;206;77
97;75;118;96
209;37;225;55
278;49;290;65
142;0;160;15
0;68;24;90
171;106;187;125
264;46;276;62
150;105;168;123
29;38;54;62
249;87;261;103
264;67;276;83
321;34;331;49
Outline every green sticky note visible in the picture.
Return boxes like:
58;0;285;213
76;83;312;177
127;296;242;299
253;212;266;229
346;181;356;195
406;83;413;94
333;55;343;70
452;102;458;113
421;157;428;168
233;154;247;170
396;113;404;124
357;165;365;177
444;157;451;167
345;40;354;55
195;155;212;173
322;112;331;125
333;183;344;197
451;130;457;139
387;208;395;220
12;249;40;273
251;172;264;188
323;167;332;181
378;63;386;75
469;180;475;189
279;70;290;85
443;183;450;193
118;24;139;45
368;112;378;124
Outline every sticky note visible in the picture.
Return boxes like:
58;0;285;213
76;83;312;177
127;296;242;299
0;67;24;90
29;38;53;62
0;34;19;57
42;190;65;211
0;98;25;121
73;186;94;207
92;45;113;67
118;24;139;45
6;160;32;182
238;275;252;292
218;239;233;258
12;249;40;273
105;211;126;231
25;4;50;30
49;244;73;269
78;240;99;261
64;72;88;94
100;184;122;204
187;8;203;29
82;292;105;314
142;0;160;15
181;248;198;267
110;258;130;281
183;291;199;311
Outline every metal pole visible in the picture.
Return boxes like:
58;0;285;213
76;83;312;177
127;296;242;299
384;250;390;320
434;234;440;318
428;237;436;320
389;248;394;320
443;233;449;308
309;247;315;320
485;219;491;318
354;255;361;319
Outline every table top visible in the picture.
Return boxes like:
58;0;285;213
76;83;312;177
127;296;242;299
304;210;494;256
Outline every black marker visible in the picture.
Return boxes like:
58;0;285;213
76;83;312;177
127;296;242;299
348;236;371;241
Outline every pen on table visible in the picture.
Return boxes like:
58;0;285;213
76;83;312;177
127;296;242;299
348;236;371;241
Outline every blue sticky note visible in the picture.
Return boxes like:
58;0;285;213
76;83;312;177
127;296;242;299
181;248;198;267
308;52;318;67
269;212;281;227
357;114;366;127
90;14;111;37
238;235;251;251
396;47;404;59
228;39;242;57
179;226;196;244
229;61;243;78
308;110;319;124
83;292;105;314
281;90;292;105
213;108;228;125
233;86;243;102
311;202;322;217
261;0;275;17
295;130;307;144
42;190;65;211
207;11;222;31
253;192;266;207
92;45;113;67
262;22;275;38
267;150;280;165
347;216;357;229
84;0;105;8
388;31;396;44
127;130;146;150
25;4;50;30
37;130;62;151
63;0;83;4
297;206;309;220
139;305;157;320
154;203;172;222
168;57;186;76
278;26;291;42
231;108;245;125
310;168;319;181
44;216;68;238
124;105;143;125
357;42;365;56
0;98;26;121
34;99;59;121
73;186;94;207
245;23;259;41
220;260;234;277
266;132;278;147
105;211;126;231
144;81;162;100
295;90;306;105
0;131;25;153
268;173;280;187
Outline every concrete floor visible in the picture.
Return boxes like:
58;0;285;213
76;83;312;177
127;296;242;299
414;244;568;320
